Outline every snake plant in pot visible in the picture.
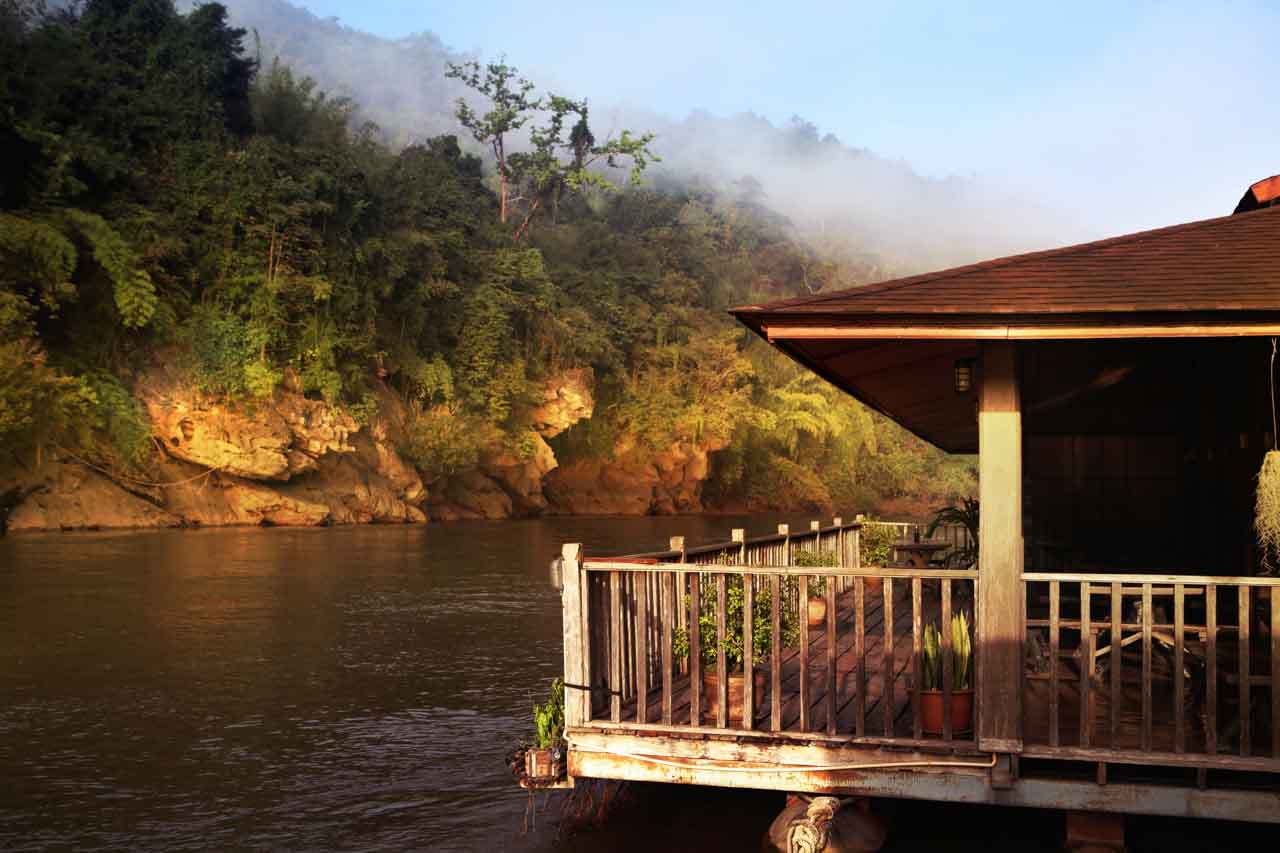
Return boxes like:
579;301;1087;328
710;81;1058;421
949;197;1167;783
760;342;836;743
526;678;565;780
918;611;973;734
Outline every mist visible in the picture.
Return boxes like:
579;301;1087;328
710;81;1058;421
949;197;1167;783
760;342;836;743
202;0;1276;277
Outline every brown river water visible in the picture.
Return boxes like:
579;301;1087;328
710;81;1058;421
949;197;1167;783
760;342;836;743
0;517;1269;851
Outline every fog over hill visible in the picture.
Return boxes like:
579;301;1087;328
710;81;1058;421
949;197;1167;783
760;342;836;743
206;0;1087;276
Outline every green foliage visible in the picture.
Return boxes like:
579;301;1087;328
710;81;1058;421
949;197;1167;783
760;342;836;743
673;579;798;672
0;0;976;514
400;407;489;482
858;519;897;566
84;372;153;467
532;677;565;749
927;497;980;567
922;611;973;691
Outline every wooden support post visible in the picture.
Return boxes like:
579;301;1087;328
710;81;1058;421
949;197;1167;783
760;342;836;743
1174;583;1184;753
716;574;728;729
661;570;674;725
735;530;753;731
610;571;623;723
779;523;791;565
884;578;894;737
1141;583;1152;752
634;569;648;724
672;536;686;678
976;341;1024;754
561;543;588;727
1238;585;1250;756
1110;583;1122;747
1206;583;1217;756
689;571;701;726
1080;581;1092;748
771;573;782;731
912;577;923;740
1050;580;1060;748
799;574;810;732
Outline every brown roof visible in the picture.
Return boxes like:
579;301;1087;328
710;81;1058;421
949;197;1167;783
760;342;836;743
732;203;1280;321
731;204;1280;454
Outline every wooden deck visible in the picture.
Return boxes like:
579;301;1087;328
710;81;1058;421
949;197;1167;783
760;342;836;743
602;578;975;743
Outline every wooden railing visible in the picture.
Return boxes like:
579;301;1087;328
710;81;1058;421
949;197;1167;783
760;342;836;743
1022;572;1280;774
559;519;979;751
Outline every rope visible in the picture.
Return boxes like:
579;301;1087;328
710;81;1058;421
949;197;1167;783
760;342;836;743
584;743;999;774
55;445;225;489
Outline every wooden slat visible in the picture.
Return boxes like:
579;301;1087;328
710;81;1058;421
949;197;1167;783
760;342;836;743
942;578;953;742
1173;583;1184;753
610;571;623;722
1272;590;1280;759
1206;583;1217;756
771;573;782;731
884;577;895;737
1110;582;1121;746
855;577;866;737
1079;580;1091;748
1141;583;1152;752
716;573;728;729
743;572;754;732
912;577;923;740
635;572;648;724
799;574;810;732
826;574;837;735
1238;585;1250;757
661;571;673;724
1050;580;1060;748
689;572;701;726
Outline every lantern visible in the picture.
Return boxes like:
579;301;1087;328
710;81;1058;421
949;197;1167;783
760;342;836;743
954;358;976;394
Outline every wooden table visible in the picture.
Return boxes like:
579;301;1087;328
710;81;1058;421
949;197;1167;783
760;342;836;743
891;540;950;568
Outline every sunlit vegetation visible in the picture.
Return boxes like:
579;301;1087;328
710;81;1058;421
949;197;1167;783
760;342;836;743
0;0;974;512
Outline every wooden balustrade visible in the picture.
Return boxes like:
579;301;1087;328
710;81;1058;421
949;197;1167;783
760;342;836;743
564;520;979;749
1022;572;1280;773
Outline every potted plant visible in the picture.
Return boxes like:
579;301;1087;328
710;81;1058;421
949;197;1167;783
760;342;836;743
856;518;896;593
793;548;837;626
525;678;565;780
926;497;979;568
918;611;974;734
674;579;797;725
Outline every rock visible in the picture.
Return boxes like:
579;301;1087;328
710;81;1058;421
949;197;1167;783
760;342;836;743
137;367;356;482
480;432;557;514
428;469;513;519
4;461;182;532
545;437;725;515
530;368;594;437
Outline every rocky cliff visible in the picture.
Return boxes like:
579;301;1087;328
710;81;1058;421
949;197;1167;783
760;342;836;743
2;365;730;532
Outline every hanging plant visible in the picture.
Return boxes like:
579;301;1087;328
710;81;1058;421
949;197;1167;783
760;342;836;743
1256;339;1280;575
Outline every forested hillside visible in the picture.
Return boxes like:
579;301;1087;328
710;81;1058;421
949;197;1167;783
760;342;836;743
0;0;974;532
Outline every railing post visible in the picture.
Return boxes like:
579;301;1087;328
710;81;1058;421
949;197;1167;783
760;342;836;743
778;523;791;565
672;536;687;678
853;514;864;570
561;543;588;727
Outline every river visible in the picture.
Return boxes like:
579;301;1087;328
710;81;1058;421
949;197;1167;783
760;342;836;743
0;517;1267;851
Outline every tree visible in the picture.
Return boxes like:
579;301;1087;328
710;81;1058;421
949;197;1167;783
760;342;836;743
444;58;539;225
446;58;657;240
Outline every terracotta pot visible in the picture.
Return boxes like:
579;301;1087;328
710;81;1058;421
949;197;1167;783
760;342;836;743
919;689;974;735
702;669;768;725
525;747;562;779
807;596;828;627
862;576;883;595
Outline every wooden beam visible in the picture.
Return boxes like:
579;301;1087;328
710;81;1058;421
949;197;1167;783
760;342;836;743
765;323;1280;342
976;341;1024;753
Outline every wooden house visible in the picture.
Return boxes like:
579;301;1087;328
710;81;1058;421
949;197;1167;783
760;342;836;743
551;180;1280;839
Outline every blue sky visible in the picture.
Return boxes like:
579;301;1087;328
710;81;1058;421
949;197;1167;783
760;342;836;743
292;1;1279;235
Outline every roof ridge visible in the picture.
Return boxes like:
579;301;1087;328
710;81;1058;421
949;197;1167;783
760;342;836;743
736;203;1280;313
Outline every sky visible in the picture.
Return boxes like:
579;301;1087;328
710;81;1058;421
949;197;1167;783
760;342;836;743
290;0;1279;238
